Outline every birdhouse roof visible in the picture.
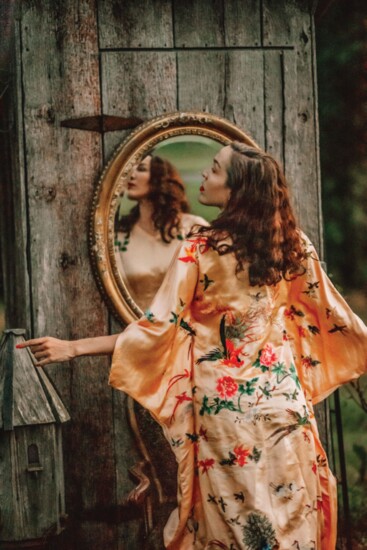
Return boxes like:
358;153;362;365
0;329;70;430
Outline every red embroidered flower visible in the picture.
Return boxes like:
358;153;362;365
233;445;251;467
312;462;317;475
187;236;210;254
284;308;295;321
222;339;244;368
178;244;197;263
302;356;313;369
198;458;215;474
259;344;277;367
298;325;307;337
216;376;238;399
199;425;208;441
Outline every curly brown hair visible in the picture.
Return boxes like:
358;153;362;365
192;142;307;286
118;155;190;243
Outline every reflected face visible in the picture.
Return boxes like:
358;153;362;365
199;145;232;208
126;156;151;201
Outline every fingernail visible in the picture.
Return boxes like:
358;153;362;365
15;344;23;349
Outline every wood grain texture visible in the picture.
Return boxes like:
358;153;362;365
263;0;312;47
225;50;265;148
101;50;177;155
264;50;284;167
0;23;31;331
98;0;173;49
178;51;226;113
1;426;60;540
178;50;264;148
19;1;116;547
224;0;261;46
173;0;225;48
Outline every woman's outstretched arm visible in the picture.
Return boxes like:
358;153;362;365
17;334;119;367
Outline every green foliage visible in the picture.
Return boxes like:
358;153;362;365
316;0;367;289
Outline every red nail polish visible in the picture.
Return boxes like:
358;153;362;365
16;344;22;349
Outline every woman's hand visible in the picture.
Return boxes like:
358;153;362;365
16;337;76;367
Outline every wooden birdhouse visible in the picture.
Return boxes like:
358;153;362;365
0;329;70;548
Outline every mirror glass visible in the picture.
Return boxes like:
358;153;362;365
90;112;259;324
113;135;222;312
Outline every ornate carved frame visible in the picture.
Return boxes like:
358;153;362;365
89;111;259;325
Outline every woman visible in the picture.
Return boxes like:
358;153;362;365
19;143;367;550
115;152;207;311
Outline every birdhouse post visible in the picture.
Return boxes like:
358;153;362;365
0;329;70;548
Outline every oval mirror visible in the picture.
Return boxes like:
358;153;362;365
90;112;259;325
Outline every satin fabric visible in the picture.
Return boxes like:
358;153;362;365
115;213;207;311
109;233;367;550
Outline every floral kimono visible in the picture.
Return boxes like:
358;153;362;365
109;233;367;550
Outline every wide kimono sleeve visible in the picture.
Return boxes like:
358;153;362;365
108;238;199;423
285;234;367;405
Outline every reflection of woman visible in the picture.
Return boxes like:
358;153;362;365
115;153;206;311
20;143;367;550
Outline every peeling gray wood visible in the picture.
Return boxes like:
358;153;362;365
101;50;177;154
19;1;116;547
1;425;60;540
263;0;312;47
224;0;261;46
98;0;173;49
178;51;265;149
283;46;320;247
173;0;225;48
225;51;265;148
0;21;31;331
264;50;284;166
178;51;226;114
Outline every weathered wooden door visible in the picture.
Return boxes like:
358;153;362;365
0;1;325;548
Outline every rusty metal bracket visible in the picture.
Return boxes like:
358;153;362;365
60;115;143;133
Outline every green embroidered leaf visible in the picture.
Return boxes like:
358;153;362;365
169;311;179;325
180;318;196;336
144;309;156;323
239;377;259;396
220;451;237;466
199;396;212;416
289;363;301;389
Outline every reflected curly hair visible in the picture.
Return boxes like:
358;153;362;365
118;154;189;243
193;142;307;286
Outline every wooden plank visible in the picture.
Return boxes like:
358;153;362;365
173;0;225;48
101;50;177;156
98;0;173;49
19;1;116;547
264;50;284;166
225;50;265;148
283;47;320;248
263;0;312;47
0;433;14;539
0;21;31;331
178;51;226;114
12;425;58;540
178;51;265;148
224;0;261;46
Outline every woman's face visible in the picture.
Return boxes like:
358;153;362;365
199;145;232;208
126;156;151;201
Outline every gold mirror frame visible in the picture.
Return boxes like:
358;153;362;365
89;111;259;325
